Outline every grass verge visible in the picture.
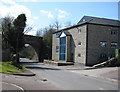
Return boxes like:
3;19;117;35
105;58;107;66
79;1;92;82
0;61;27;74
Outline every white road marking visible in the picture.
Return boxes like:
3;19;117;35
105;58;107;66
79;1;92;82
99;88;104;90
1;82;24;92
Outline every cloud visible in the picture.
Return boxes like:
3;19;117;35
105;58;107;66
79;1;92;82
55;9;68;19
0;0;33;26
1;0;16;5
40;10;48;14
40;10;54;18
48;12;54;18
15;0;38;2
58;9;67;14
33;16;39;20
26;26;38;36
0;0;38;36
58;15;65;19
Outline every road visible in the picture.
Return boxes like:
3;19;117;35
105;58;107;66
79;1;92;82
21;58;118;90
2;82;24;91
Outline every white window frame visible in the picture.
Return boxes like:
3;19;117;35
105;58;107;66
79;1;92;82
78;41;81;46
78;29;81;34
111;42;117;48
100;41;107;48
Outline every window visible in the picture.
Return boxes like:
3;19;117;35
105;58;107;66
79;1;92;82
111;30;117;36
60;37;66;61
78;41;81;46
56;32;61;38
78;29;81;34
100;53;107;58
78;53;81;57
100;41;107;47
111;42;117;48
83;19;86;22
56;46;59;53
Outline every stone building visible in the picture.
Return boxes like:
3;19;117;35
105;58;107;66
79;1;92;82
52;16;120;66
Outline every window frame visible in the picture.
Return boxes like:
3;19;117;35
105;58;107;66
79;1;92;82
78;53;81;57
78;41;81;46
56;46;59;53
78;29;81;34
111;30;117;36
100;41;107;48
111;42;117;48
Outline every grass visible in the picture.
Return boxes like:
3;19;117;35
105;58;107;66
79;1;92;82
0;61;27;74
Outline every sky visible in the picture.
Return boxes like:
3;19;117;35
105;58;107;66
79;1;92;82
0;0;119;35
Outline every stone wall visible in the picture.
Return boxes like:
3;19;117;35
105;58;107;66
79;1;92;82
66;36;71;61
52;25;87;64
52;34;60;61
52;23;119;66
87;24;119;66
67;25;87;64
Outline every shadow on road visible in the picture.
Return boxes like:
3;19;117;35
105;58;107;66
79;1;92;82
20;61;40;63
26;66;61;70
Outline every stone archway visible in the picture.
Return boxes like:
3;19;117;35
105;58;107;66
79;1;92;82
24;35;43;62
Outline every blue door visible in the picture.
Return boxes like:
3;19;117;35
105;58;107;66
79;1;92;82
60;37;66;61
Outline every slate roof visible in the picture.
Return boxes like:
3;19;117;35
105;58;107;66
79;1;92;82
53;16;120;34
78;16;120;26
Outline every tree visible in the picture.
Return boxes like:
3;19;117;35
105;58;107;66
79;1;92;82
2;14;27;64
36;28;45;37
53;20;61;31
1;16;14;50
36;26;56;59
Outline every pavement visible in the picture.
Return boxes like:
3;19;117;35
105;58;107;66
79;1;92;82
13;69;36;76
71;67;119;82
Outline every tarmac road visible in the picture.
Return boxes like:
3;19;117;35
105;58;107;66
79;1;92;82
1;73;59;91
2;82;24;91
21;58;118;90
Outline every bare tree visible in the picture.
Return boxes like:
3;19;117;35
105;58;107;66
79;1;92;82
36;29;43;37
53;19;61;31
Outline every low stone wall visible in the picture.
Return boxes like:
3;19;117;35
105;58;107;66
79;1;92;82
44;60;74;66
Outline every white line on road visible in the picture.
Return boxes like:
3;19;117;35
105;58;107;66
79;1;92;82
1;82;24;92
99;88;104;90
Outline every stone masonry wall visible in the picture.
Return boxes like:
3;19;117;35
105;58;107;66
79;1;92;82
87;24;119;66
52;34;60;61
67;25;87;64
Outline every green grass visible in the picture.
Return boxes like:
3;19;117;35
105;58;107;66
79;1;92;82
0;61;27;74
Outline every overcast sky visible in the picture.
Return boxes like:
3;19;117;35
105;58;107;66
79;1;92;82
0;0;119;35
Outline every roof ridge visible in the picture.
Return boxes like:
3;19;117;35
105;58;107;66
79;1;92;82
84;15;119;22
